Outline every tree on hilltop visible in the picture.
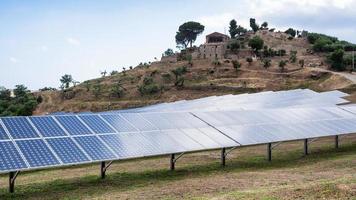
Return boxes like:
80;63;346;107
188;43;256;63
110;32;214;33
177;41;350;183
229;19;238;38
175;21;205;49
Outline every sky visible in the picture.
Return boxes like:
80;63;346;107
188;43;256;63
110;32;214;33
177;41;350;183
1;0;356;90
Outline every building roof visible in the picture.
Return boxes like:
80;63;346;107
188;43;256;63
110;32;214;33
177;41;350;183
206;32;229;38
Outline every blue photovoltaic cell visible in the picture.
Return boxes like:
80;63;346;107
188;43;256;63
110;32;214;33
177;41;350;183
74;136;117;160
16;139;60;167
101;115;138;132
79;115;115;134
2;117;39;139
0;122;9;140
30;116;66;137
0;141;27;171
46;137;90;164
55;116;92;135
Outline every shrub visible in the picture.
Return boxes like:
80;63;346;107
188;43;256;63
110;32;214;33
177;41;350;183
248;36;264;53
171;66;188;87
262;59;271;69
327;49;345;71
246;57;253;65
289;51;298;63
138;77;160;95
299;59;305;68
279;60;287;72
232;60;241;71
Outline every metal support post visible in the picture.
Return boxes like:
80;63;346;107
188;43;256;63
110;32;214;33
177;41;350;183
267;143;272;161
221;148;226;167
304;139;309;155
101;161;106;179
335;135;339;149
170;154;175;171
9;171;19;193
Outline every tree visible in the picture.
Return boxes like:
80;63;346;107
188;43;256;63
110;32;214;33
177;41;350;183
261;22;268;29
60;74;73;89
285;28;296;37
229;19;238;38
250;18;259;32
0;86;11;100
171;66;188;87
279;60;287;72
100;70;107;77
328;49;345;71
175;21;205;49
262;59;271;69
236;25;247;36
14;85;29;98
163;48;174;57
92;83;101;98
289;50;298;63
228;39;242;53
232;60;241;71
248;36;264;53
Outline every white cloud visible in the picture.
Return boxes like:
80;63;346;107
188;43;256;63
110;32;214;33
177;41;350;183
66;37;81;46
9;57;19;63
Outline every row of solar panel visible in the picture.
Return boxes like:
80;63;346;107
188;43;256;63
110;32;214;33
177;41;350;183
1;106;356;173
0;112;209;140
0;126;237;172
103;89;349;113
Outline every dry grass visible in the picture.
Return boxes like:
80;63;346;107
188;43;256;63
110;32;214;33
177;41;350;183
0;135;355;200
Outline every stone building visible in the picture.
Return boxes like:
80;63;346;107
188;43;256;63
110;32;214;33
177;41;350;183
199;32;230;60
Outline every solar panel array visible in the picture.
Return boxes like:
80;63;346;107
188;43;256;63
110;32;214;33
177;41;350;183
0;89;355;174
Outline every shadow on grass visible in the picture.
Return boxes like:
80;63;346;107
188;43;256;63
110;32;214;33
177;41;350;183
0;143;355;200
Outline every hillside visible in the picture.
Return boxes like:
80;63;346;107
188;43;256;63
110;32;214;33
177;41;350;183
34;31;356;115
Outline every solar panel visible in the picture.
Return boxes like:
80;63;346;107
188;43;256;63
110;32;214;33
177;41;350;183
180;128;221;149
2;117;39;139
46;137;90;164
0;141;27;171
100;133;161;158
101;114;138;132
29;116;67;137
120;113;158;131
55;116;92;135
162;129;204;151
74;136;117;161
140;113;176;130
141;131;188;153
0;122;9;140
79;115;115;134
16;139;60;167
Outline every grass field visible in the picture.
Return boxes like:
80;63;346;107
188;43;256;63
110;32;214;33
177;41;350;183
0;135;355;200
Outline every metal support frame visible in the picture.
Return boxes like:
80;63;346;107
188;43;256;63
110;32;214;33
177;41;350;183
9;171;20;193
335;135;339;149
170;153;184;171
100;161;113;179
267;143;272;161
304;139;309;155
221;147;237;166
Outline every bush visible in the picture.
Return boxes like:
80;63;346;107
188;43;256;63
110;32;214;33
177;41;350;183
228;40;242;52
289;51;297;63
299;59;305;68
262;59;271;69
279;60;287;72
246;57;253;65
248;36;264;53
327;49;345;71
171;66;188;87
232;60;241;71
138;77;160;95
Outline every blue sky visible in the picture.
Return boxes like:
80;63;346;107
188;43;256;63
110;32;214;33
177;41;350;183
1;0;356;90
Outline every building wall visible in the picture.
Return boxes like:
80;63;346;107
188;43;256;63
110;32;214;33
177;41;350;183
199;43;227;60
